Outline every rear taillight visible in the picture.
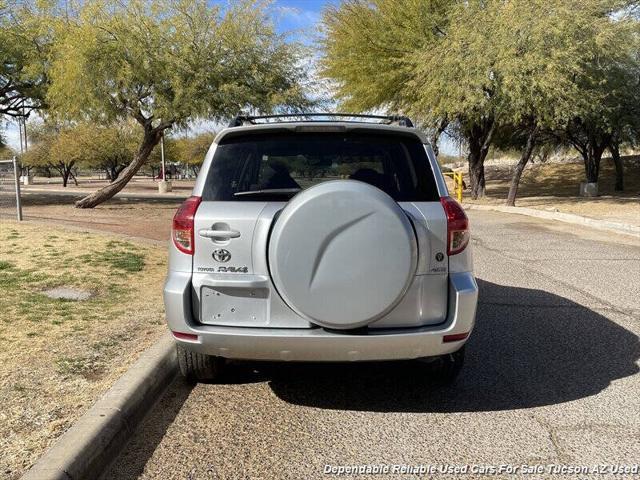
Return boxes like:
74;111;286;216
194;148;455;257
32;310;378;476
172;195;202;255
440;196;470;256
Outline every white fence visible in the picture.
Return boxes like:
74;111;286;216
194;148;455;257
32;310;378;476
0;157;23;221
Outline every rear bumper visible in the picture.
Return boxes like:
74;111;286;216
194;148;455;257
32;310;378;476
163;272;478;361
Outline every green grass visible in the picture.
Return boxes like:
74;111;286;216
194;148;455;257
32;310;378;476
79;243;145;273
0;235;149;330
0;260;14;270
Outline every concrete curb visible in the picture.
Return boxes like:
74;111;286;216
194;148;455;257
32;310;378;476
21;334;177;480
463;204;640;238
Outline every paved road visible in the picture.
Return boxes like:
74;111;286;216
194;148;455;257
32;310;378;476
106;210;640;480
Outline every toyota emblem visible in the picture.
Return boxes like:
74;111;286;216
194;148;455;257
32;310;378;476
212;249;231;263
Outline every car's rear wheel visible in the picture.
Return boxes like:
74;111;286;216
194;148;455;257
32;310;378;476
176;344;225;382
419;346;465;384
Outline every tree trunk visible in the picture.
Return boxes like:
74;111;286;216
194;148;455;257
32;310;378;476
609;142;624;191
114;164;126;181
468;146;485;199
75;128;163;208
581;134;607;184
583;150;598;183
62;169;70;187
466;119;495;199
429;117;449;158
506;128;537;206
70;169;78;186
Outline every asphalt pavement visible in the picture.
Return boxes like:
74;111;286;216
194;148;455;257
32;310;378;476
104;210;640;480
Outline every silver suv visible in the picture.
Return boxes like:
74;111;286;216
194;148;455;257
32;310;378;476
164;114;478;383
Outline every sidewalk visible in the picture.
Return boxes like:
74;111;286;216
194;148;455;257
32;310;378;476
463;202;640;238
21;186;189;200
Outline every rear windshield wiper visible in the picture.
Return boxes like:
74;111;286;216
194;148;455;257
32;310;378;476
233;188;301;197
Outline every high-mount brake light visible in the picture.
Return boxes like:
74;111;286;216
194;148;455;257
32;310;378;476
172;196;202;255
440;196;470;256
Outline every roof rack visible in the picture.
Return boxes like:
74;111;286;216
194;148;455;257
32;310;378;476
228;113;414;128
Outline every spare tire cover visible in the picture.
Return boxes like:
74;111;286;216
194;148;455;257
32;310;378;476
268;180;418;329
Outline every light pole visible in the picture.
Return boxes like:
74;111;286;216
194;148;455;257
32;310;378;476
13;156;23;221
160;133;166;180
157;132;172;193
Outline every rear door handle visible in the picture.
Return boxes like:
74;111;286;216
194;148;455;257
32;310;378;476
198;229;241;239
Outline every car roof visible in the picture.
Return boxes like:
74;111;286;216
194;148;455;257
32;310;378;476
213;122;430;145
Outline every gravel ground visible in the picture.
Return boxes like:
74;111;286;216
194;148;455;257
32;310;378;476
104;210;640;480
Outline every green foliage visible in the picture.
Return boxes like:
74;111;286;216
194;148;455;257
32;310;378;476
321;0;640;191
323;0;636;129
0;0;53;118
21;121;144;180
47;0;309;127
322;0;450;114
40;0;312;207
0;136;14;158
172;132;216;167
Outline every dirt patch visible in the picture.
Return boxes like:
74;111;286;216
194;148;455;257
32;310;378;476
0;195;182;241
43;287;93;301
0;221;167;479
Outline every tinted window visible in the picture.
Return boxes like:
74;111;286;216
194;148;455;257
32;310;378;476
202;132;439;201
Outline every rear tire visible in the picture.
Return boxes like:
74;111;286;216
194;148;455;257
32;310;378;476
176;344;224;383
420;346;465;384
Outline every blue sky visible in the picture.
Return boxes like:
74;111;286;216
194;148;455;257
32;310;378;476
272;0;336;42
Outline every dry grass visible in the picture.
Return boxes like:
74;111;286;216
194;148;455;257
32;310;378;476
447;156;640;226
0;221;167;479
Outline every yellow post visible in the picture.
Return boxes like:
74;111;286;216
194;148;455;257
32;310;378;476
454;172;463;202
443;171;463;202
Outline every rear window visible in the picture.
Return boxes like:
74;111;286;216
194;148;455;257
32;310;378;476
202;132;439;201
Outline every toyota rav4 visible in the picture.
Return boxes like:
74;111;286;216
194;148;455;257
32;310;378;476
164;114;478;383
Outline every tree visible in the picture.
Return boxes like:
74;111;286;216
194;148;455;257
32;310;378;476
490;0;609;205
21;121;135;186
559;2;640;190
47;0;309;208
173;132;216;176
80;123;139;181
321;0;639;199
0;129;14;158
321;0;504;198
0;1;51;119
21;123;79;187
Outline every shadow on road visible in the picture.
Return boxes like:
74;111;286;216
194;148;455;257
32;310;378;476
266;279;639;412
102;377;194;480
